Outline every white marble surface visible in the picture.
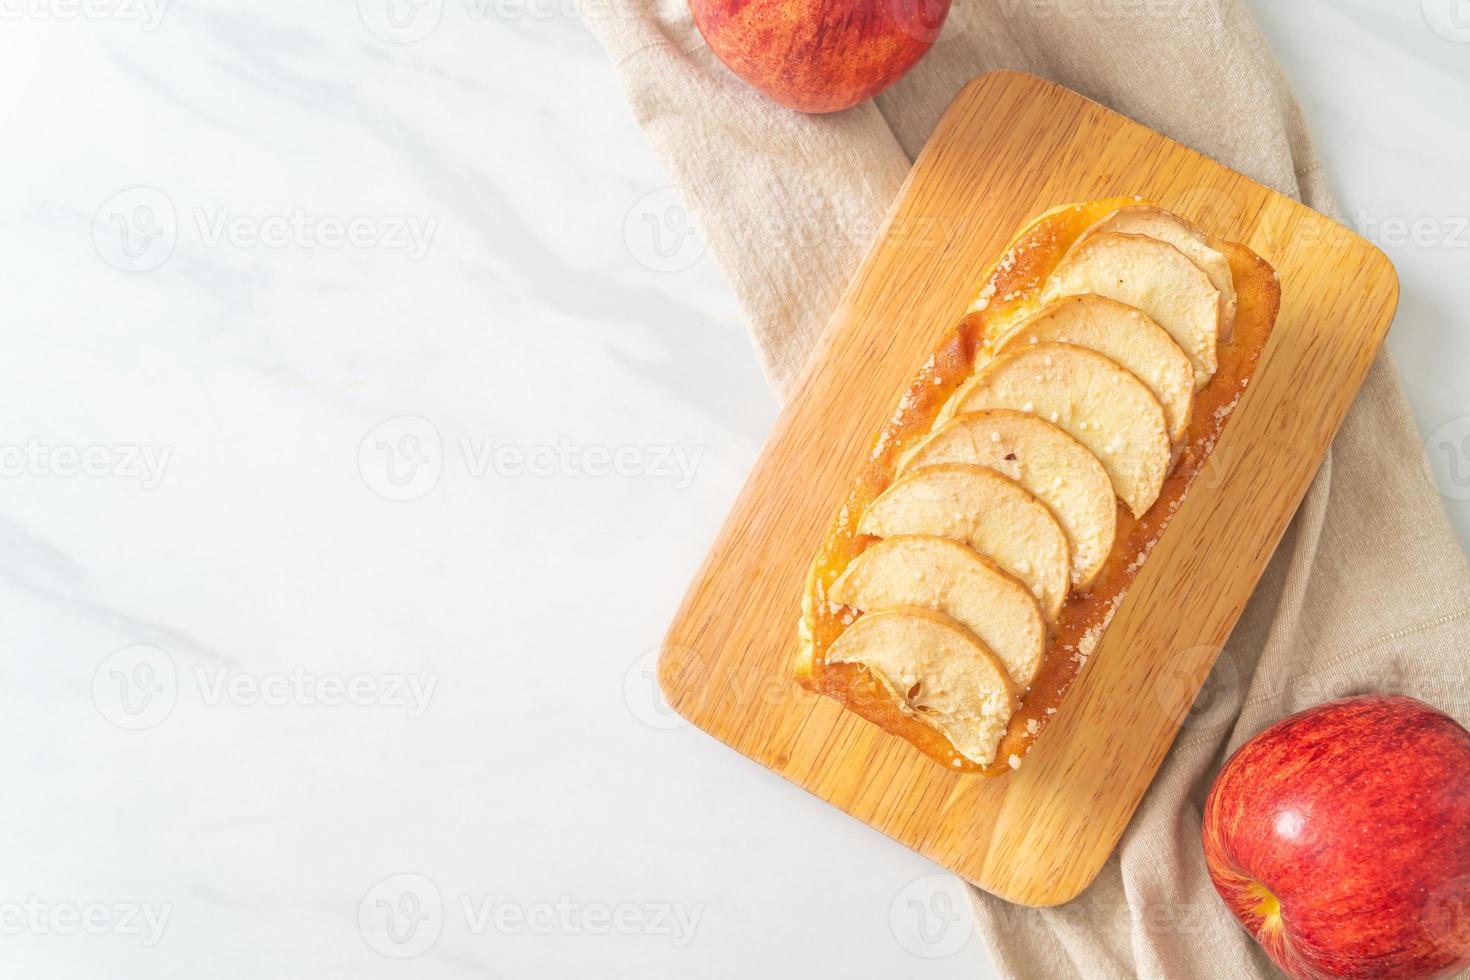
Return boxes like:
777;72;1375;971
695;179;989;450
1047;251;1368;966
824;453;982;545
0;1;1465;977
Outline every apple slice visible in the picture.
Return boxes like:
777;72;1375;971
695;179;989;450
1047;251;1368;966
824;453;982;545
900;410;1117;589
993;294;1196;444
1041;232;1222;387
949;343;1171;517
831;535;1047;687
860;464;1071;622
1074;205;1238;342
826;607;1018;767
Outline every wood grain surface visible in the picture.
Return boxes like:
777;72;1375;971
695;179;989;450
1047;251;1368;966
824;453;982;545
657;70;1400;907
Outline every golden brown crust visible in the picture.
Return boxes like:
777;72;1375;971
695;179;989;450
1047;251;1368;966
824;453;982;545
796;198;1282;775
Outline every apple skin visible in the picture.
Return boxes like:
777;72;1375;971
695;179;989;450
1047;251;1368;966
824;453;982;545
1203;695;1470;979
687;0;950;114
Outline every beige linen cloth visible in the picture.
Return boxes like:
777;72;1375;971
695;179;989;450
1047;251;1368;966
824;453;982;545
585;1;1470;976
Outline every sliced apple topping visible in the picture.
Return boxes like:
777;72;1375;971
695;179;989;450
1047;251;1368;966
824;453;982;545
1074;205;1238;342
831;535;1047;688
900;410;1117;589
993;295;1196;445
1042;232;1222;387
808;199;1270;771
826;607;1018;767
949;343;1171;517
860;464;1071;623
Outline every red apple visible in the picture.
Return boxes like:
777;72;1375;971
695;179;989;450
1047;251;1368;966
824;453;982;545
1203;695;1470;979
687;0;949;114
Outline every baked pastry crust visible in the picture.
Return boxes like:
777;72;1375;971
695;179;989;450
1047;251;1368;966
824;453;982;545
795;197;1281;775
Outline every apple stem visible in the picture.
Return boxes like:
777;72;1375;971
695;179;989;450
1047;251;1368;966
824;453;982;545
1246;881;1283;933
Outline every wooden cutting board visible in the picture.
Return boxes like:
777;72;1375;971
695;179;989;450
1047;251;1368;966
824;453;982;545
658;70;1399;907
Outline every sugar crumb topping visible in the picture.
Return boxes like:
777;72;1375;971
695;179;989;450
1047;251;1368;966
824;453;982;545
971;281;998;313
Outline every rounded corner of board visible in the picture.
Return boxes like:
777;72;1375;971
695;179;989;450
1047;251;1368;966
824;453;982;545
976;866;1106;910
654;644;694;718
961;69;1053;102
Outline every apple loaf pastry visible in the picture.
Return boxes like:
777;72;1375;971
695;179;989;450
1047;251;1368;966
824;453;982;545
796;198;1281;774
